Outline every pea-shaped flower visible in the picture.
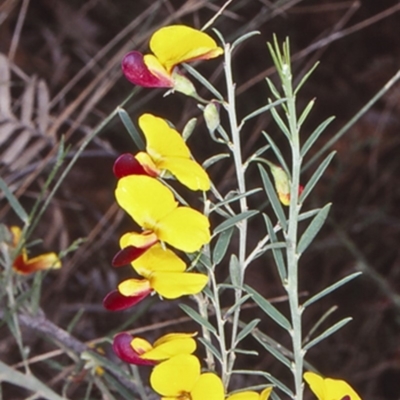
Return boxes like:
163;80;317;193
122;25;223;89
113;332;196;366
113;113;210;191
304;372;362;400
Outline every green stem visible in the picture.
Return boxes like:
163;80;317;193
281;54;304;400
223;42;248;389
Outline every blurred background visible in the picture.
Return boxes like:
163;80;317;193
0;0;399;399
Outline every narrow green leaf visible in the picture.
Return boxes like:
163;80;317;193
261;131;290;175
258;165;287;230
203;153;230;169
182;63;224;101
303;317;352;351
263;214;287;282
198;337;222;362
298;203;331;254
0;177;29;223
301;116;335;158
182;118;197;141
179;304;217;336
270;106;291;140
0;360;65;400
232;31;260;50
231;348;259;356
211;188;261;211
300;151;336;203
229;254;241;287
245;144;270;166
298;99;315;127
224;294;252;319
236;318;260;344
303;272;362;308
245;285;291;331
241;98;286;125
117;108;144;150
253;332;291;369
265;77;281;100
213;210;258;235
294;61;319;95
213;227;234;265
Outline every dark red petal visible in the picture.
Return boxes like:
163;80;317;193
113;154;148;178
341;397;350;400
112;246;150;267
122;51;173;88
113;332;156;366
103;290;150;311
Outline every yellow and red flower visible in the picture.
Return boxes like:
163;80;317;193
113;332;196;365
113;113;210;191
8;226;61;275
150;354;225;400
122;25;223;89
103;244;208;311
304;372;362;400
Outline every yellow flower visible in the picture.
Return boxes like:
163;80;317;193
8;226;61;275
103;244;208;311
150;354;225;400
226;388;272;400
304;372;362;400
115;175;210;253
113;332;197;365
122;25;223;88
114;114;210;191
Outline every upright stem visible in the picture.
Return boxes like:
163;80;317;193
282;61;304;399
223;43;248;388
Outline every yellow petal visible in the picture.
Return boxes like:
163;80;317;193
150;271;208;299
131;337;153;354
155;207;210;252
150;354;200;396
191;373;224;400
118;278;151;297
10;226;22;246
116;175;177;229
132;243;186;277
324;377;361;400
304;372;325;400
158;157;210;191
120;231;158;249
260;388;273;400
141;336;196;360
143;54;173;82
153;332;197;347
135;151;160;176
139;113;191;159
227;392;260;400
150;25;223;73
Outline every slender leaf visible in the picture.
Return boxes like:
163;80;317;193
300;151;336;203
232;31;260;50
0;177;29;223
213;227;234;265
265;77;281;100
224;294;252;319
241;98;286;125
231;348;259;356
298;99;315;128
179;304;217;336
236;318;260;344
294;61;319;95
229;254;241;287
203;153;230;169
259;165;287;230
198;337;222;362
182;118;197;141
245;285;291;331
298;203;331;254
211;188;261;211
117;108;144;150
263;214;287;282
182;63;224;101
270;105;291;140
303;272;362;308
262;131;289;175
301;116;335;158
303;317;352;351
253;332;291;369
213;210;259;235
